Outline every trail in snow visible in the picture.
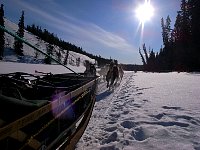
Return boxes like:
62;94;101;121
76;71;200;150
76;72;141;149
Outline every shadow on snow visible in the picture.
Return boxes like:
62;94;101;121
96;90;112;102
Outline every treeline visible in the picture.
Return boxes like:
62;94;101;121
122;64;143;71
26;24;111;67
26;24;84;54
0;3;112;66
139;0;200;72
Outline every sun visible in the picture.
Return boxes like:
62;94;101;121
135;0;154;25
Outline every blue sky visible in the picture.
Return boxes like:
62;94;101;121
1;0;181;64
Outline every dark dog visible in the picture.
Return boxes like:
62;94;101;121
106;64;119;89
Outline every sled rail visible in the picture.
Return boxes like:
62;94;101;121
0;78;97;140
0;74;99;150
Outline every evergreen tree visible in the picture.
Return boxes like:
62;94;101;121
76;57;80;67
165;16;173;71
161;17;168;47
188;0;200;70
44;43;53;64
161;16;173;69
173;12;183;70
173;0;191;71
180;0;191;44
56;47;62;63
148;50;156;71
142;43;149;64
161;16;172;47
63;50;69;65
165;15;172;46
139;47;146;66
0;4;4;60
139;44;150;71
14;11;25;56
174;13;182;42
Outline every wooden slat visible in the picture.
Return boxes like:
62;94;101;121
10;131;41;150
70;86;83;98
0;118;41;150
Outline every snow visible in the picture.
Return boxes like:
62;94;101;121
0;61;85;74
75;71;200;150
2;58;200;150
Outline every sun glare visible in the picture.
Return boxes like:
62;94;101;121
135;0;154;25
134;0;154;43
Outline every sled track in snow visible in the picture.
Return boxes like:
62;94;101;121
103;73;133;117
92;72;134;128
78;72;135;148
99;76;126;117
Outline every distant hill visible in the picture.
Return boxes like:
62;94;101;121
2;18;96;67
26;24;111;67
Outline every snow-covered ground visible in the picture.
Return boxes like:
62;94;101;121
76;71;200;150
0;61;85;74
0;60;200;150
